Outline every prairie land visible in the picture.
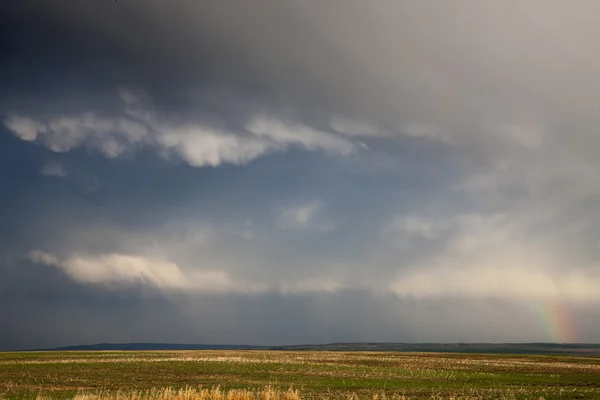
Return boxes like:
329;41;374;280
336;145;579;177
1;350;600;399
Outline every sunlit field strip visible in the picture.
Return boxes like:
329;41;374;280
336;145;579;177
3;351;600;372
2;351;600;399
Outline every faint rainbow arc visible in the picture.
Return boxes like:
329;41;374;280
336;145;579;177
525;301;578;343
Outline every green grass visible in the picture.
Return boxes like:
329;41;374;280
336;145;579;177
1;350;600;399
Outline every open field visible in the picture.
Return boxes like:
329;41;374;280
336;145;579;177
1;351;600;399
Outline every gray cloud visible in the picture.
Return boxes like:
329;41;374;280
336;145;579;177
40;161;67;177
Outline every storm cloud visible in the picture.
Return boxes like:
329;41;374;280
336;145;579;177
2;1;600;350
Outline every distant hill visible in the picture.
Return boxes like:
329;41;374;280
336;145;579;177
39;343;267;351
33;342;600;355
271;342;600;355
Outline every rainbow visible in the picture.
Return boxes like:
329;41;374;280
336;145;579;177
526;300;578;343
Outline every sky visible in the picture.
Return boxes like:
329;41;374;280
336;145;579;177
2;1;600;350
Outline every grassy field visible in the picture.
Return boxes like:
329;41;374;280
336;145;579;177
1;350;600;399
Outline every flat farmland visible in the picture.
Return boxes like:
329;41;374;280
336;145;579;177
1;351;600;399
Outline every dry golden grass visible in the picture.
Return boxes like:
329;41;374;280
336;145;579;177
27;386;553;400
31;387;404;400
71;387;301;400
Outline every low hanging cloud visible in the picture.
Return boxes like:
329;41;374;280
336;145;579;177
3;89;370;168
3;112;148;157
25;249;351;296
386;211;600;303
246;115;359;155
155;125;274;167
391;267;600;303
27;250;253;293
3;115;41;141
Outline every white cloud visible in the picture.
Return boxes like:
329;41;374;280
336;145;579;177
27;250;255;293
4;92;367;168
157;125;273;167
391;267;600;303
3;112;149;157
387;211;600;303
276;201;334;232
246;115;357;155
3;115;43;141
26;248;351;296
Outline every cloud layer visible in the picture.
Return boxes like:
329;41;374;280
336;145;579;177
4;89;367;167
2;0;600;348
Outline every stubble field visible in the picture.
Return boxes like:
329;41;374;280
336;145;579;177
1;350;600;399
